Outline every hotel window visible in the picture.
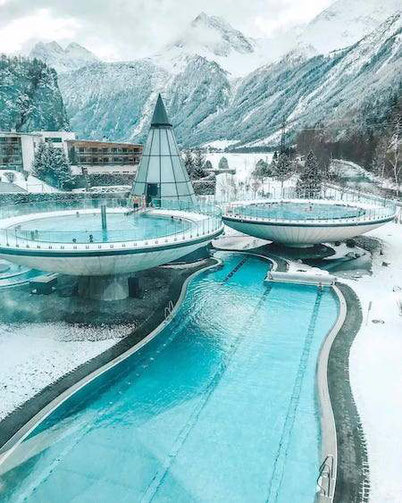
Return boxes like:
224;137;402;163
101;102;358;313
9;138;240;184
79;147;85;153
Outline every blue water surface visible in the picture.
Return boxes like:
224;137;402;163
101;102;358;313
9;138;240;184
235;201;364;221
9;212;191;244
0;253;339;503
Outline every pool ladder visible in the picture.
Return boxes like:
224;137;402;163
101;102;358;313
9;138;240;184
316;454;335;502
164;300;174;321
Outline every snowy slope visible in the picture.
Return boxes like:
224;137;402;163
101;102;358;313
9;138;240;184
191;14;402;148
58;11;401;148
30;41;99;74
0;55;69;132
298;0;401;54
59;54;230;145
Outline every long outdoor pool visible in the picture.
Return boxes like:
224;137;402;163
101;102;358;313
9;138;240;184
0;252;339;502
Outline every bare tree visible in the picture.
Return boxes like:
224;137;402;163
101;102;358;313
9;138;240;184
388;114;401;196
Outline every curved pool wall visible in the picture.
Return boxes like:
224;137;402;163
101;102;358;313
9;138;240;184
223;199;396;247
0;253;339;503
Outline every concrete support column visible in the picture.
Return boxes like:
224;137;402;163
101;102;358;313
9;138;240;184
78;274;130;301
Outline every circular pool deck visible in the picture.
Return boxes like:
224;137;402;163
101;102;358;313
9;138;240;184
223;199;396;247
0;208;223;276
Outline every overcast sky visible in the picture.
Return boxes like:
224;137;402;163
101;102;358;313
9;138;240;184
0;0;333;60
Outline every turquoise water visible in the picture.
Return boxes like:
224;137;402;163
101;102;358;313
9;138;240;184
0;253;339;503
9;213;191;244
235;201;364;221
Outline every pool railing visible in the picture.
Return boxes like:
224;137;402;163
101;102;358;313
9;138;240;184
0;198;223;248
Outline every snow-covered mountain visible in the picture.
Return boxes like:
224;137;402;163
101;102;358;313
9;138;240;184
298;0;401;54
196;13;401;148
36;3;399;150
152;12;261;76
0;56;69;132
29;41;99;73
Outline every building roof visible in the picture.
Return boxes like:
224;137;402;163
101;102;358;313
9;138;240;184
151;94;172;128
132;95;196;205
66;139;142;149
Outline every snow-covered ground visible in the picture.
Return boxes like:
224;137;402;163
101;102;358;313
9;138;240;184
0;322;131;421
348;222;402;502
204;152;300;201
1;170;58;194
206;152;272;183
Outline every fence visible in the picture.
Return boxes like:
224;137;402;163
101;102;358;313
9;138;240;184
0;197;223;248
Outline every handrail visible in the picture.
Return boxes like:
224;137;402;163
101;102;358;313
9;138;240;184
317;454;335;498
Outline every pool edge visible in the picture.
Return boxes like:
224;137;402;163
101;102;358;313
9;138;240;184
0;258;221;465
315;284;346;501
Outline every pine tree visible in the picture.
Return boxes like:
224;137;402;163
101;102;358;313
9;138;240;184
218;156;229;170
32;141;72;189
192;149;207;180
53;147;73;189
253;159;270;183
32;141;51;182
274;152;292;198
183;150;194;178
204;160;213;170
296;151;323;199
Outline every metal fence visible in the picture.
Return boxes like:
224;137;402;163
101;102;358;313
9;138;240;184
222;189;396;225
0;197;223;247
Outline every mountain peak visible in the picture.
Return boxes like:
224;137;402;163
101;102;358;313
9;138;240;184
168;12;254;58
29;41;99;73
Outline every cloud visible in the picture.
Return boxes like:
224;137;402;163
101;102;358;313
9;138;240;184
0;0;332;59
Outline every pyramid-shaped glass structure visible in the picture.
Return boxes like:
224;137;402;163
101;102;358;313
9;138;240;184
132;94;196;206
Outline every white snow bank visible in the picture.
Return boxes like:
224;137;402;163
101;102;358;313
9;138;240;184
0;322;131;421
348;222;402;502
331;159;377;182
2;170;59;194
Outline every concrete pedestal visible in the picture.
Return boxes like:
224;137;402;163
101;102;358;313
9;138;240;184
78;275;131;301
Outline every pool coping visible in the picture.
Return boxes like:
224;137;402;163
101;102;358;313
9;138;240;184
0;258;221;465
315;284;346;502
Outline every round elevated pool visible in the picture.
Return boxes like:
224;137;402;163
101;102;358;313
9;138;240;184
8;210;192;244
223;198;396;247
0;200;223;277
